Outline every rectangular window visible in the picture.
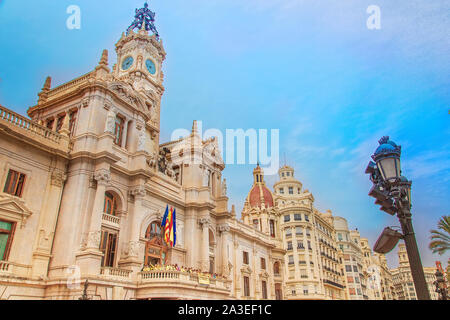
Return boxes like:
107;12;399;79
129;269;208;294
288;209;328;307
295;226;303;235
284;215;290;222
3;170;26;197
338;233;343;241
69;110;78;136
253;219;259;230
0;220;15;261
279;188;284;194
56;114;66;132
46;119;54;130
353;266;358;272
349;288;356;295
304;215;310;222
262;281;268;299
347;276;354;283
261;257;266;270
287;241;293;251
269;220;275;238
297;241;304;250
294;214;302;221
100;230;118;267
345;265;352;272
243;276;250;297
243;251;249;265
288;187;293;194
288;255;294;265
285;228;292;238
114;116;125;146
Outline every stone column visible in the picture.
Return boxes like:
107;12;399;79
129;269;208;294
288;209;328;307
219;224;230;277
119;185;145;274
86;169;111;249
199;218;210;272
31;168;67;278
75;168;110;276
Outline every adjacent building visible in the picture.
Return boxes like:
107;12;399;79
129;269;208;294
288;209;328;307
391;243;439;300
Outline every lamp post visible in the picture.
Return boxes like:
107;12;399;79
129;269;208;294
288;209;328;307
365;136;430;300
434;267;448;300
79;280;91;300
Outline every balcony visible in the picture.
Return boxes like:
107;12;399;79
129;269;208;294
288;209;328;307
102;213;121;229
323;279;345;289
138;270;231;292
100;267;133;280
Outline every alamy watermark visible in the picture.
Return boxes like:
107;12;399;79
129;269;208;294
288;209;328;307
66;5;81;30
171;121;280;175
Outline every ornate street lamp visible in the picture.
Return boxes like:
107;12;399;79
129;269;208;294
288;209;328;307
365;136;430;300
434;268;448;300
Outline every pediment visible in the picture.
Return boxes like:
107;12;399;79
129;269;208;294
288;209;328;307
108;81;147;114
0;195;33;227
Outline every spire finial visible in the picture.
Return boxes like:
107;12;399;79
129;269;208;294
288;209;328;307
192;120;198;134
126;2;160;40
43;76;52;91
99;49;108;66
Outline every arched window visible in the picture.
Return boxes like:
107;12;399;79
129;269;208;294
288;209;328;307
103;192;117;216
144;221;167;266
146;221;162;240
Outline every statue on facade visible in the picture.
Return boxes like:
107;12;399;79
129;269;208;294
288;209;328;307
126;2;160;40
137;128;147;152
222;179;227;196
105;107;117;134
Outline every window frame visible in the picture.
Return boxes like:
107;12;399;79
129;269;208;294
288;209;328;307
114;115;125;146
243;276;250;297
99;229;118;268
0;219;16;261
243;251;249;265
103;192;117;216
3;169;26;198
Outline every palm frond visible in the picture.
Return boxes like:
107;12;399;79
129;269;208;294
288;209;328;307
428;215;450;255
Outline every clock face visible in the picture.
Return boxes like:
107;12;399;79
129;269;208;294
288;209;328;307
146;59;156;75
122;56;134;70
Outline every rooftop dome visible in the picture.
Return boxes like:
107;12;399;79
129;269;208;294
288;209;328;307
246;165;274;209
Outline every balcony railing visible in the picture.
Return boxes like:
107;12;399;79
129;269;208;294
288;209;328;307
0;105;63;144
100;267;132;279
0;261;11;274
102;213;121;227
139;270;230;291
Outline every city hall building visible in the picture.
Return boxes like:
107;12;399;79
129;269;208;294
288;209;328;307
0;4;392;300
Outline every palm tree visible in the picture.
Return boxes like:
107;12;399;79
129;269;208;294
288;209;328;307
429;215;450;255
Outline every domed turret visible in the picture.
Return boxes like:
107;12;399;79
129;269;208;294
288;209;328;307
247;164;274;209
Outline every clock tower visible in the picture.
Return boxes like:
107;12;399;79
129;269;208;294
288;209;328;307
114;2;166;136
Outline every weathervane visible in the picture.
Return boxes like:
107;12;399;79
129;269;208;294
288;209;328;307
127;2;160;40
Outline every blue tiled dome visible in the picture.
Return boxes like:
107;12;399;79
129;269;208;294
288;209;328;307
375;143;396;155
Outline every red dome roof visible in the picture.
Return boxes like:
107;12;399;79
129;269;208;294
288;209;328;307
248;184;274;208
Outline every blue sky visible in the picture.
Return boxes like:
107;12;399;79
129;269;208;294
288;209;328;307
0;0;449;269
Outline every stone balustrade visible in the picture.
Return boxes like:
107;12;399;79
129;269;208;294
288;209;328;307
0;261;12;274
102;213;121;226
100;267;133;278
47;72;93;98
139;270;230;291
0;105;63;144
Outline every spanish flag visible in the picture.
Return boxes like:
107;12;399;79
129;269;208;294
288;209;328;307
161;205;176;247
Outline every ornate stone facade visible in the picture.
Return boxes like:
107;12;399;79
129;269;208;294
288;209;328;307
0;3;400;301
